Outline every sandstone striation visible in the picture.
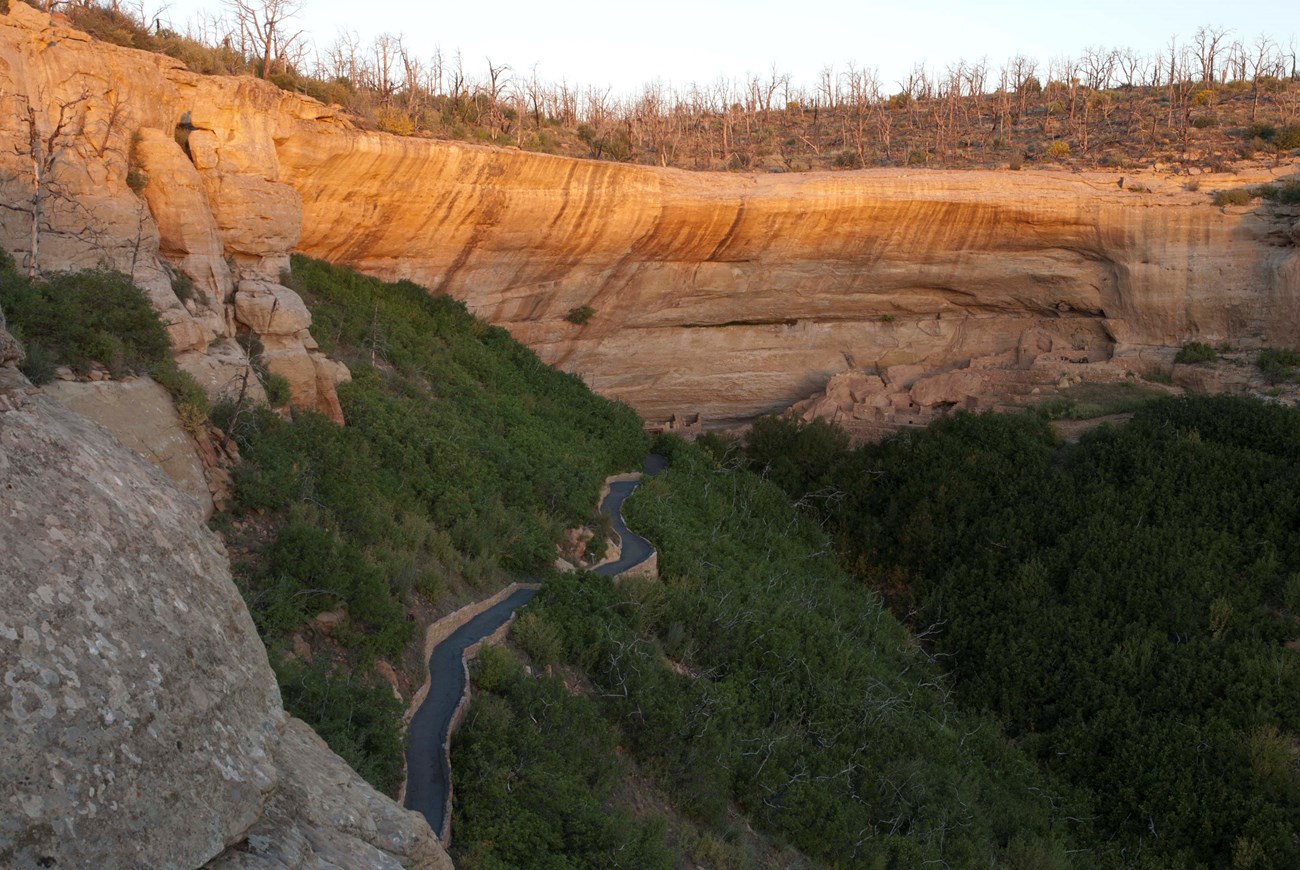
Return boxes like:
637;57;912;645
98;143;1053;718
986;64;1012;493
0;331;450;868
277;133;1299;426
1;0;1298;430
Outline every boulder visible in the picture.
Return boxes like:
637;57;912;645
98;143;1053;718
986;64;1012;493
824;370;887;406
0;384;280;867
176;340;268;407
136;128;236;305
234;281;312;336
910;369;986;408
883;364;927;390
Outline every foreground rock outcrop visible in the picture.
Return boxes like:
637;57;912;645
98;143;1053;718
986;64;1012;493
0;340;449;868
1;1;1298;429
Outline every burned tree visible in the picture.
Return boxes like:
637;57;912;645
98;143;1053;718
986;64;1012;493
3;91;100;280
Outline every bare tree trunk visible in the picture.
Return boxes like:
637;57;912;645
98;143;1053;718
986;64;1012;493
27;107;42;280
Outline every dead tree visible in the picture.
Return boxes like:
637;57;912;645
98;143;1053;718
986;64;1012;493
223;0;304;80
4;91;97;279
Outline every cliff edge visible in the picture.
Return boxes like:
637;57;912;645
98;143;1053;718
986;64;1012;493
0;333;450;867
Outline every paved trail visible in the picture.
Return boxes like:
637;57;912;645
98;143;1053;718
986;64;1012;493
403;455;664;837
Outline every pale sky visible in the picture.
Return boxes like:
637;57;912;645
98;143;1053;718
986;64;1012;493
159;0;1299;97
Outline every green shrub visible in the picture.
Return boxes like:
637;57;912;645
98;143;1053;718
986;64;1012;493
273;655;406;793
262;371;292;407
1257;347;1300;383
0;268;171;377
1212;188;1253;206
582;512;612;563
17;339;56;385
1255;181;1300;205
242;506;410;655
1175;341;1218;364
453;645;672;867
169;269;195;304
1246;121;1277;141
511;611;563;667
125;167;148;194
1274;125;1300;150
744;413;849;497
149;359;209;415
832;148;862;168
1191;114;1219;129
1035;395;1076;420
564;304;595;325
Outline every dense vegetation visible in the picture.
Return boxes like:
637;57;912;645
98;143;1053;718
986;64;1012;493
746;400;1300;867
59;0;1300;172
221;256;646;657
216;256;646;788
452;645;672;869
454;440;1082;867
273;656;408;793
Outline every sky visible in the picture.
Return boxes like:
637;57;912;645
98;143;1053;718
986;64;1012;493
158;0;1299;97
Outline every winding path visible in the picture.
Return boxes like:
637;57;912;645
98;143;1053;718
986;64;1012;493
403;455;664;839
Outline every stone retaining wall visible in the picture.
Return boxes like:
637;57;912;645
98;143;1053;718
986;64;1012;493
398;582;539;809
401;470;659;840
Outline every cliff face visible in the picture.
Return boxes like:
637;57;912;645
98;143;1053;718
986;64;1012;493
0;2;346;421
1;2;1298;427
0;334;451;868
281;142;1300;425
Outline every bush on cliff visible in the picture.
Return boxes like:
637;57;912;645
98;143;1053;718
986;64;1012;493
273;656;407;794
0;265;168;380
0;258;208;412
1174;340;1217;364
1257;347;1300;383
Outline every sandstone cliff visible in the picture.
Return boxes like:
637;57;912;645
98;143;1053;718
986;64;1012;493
0;2;345;422
1;1;1298;429
283;146;1299;426
0;332;451;868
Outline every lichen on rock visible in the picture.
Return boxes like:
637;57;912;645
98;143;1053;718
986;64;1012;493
0;355;448;868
